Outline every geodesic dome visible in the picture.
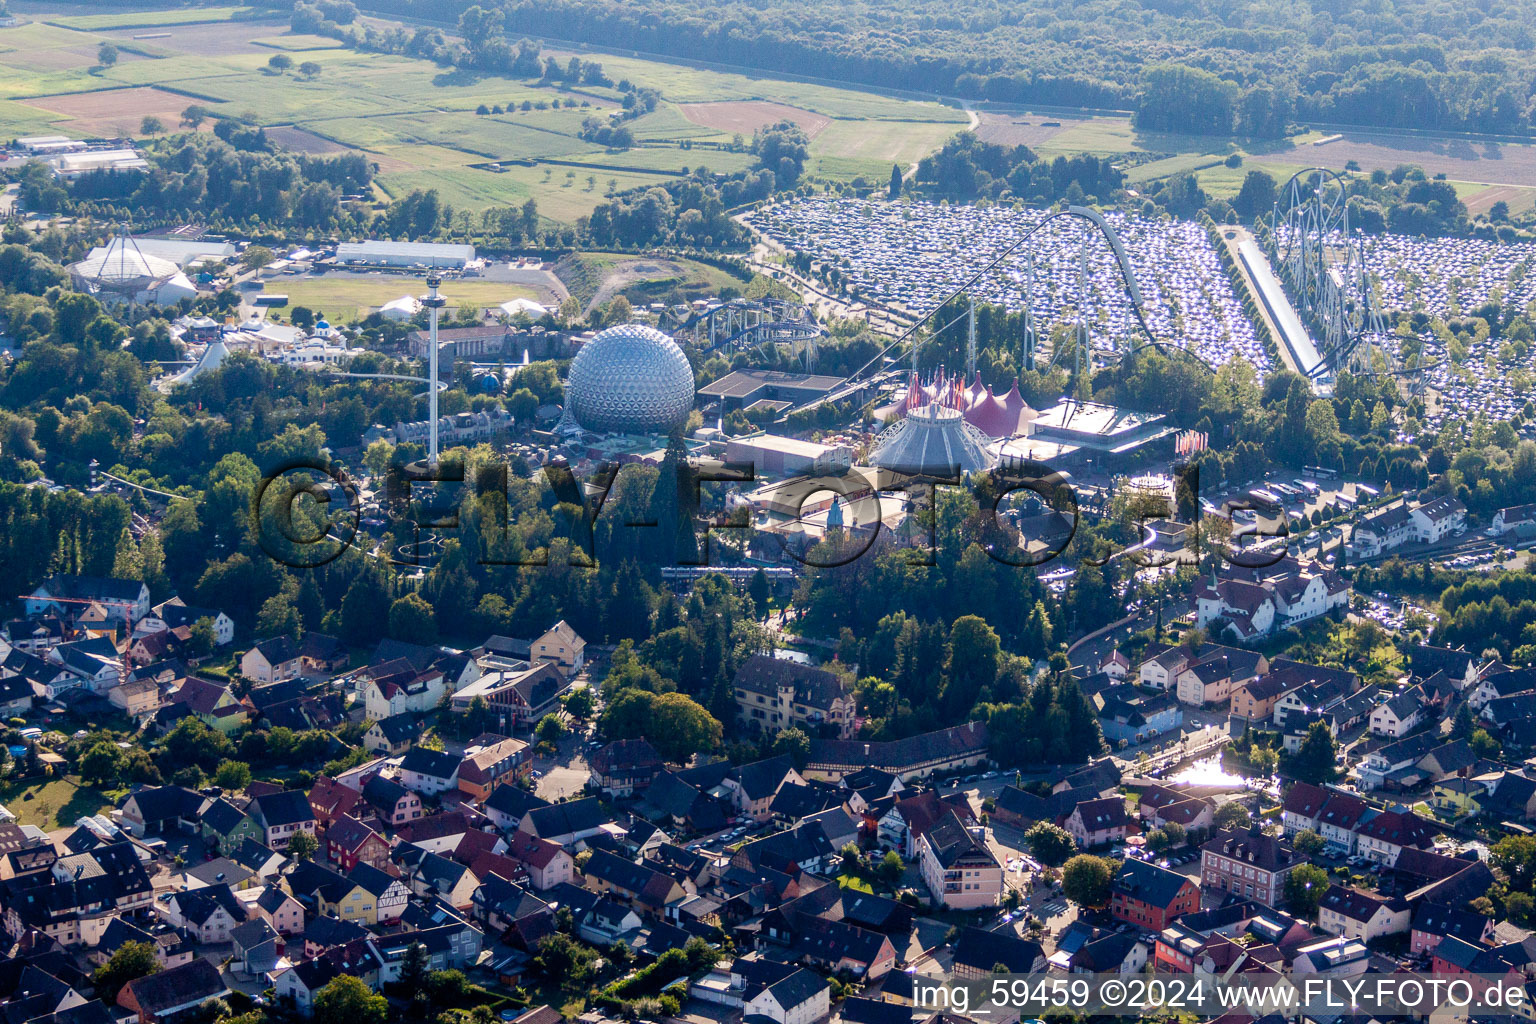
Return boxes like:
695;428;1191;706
565;323;695;434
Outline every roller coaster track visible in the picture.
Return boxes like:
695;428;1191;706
662;297;825;361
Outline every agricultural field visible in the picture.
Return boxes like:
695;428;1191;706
267;274;543;323
1;6;970;224
46;6;259;30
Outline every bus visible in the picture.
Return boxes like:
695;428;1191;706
1246;489;1283;513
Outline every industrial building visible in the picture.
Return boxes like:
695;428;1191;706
80;236;235;270
335;240;476;269
722;434;853;477
49;149;148;177
997;398;1179;468
698;369;845;415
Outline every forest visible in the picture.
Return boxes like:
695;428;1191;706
325;0;1536;135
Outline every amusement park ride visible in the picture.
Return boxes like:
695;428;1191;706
1268;168;1429;393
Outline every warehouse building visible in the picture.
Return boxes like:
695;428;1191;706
335;240;476;269
698;369;845;414
723;434;854;477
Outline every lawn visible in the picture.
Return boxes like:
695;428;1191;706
0;776;113;831
49;7;259;30
272;275;541;323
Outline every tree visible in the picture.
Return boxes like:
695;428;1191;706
287;829;319;861
399;940;430;1015
389;593;439;644
599;689;721;764
771;726;811;770
268;54;294;73
1061;854;1115;909
299;61;322;79
213;759;252;792
888;163;903;199
313;975;388;1024
1493;835;1536;893
563;687;595;720
188;617;217;658
97;42;118;67
92;940;158;1000
181;105;210;129
1023;822;1077;867
1288;721;1339;785
1284;863;1330;919
1293;828;1325;857
535;713;565;745
876;850;904;885
1213;801;1253;832
140;116;164;137
242;246;275;270
1233;170;1278;219
79;741;125;786
944;614;1001;718
748;568;770;618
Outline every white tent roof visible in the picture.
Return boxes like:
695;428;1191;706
380;295;420;320
500;297;550;317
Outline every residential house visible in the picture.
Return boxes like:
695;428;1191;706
458;736;531;801
118;958;227;1024
950;926;1045;979
250;790;317;851
530;620;585;677
1064;797;1133;848
249;884;305;936
323;814;392;872
1355;810;1437;866
25;575;149;626
517;798;611;847
503;832;575;891
362;774;424;826
1175;652;1260;708
582;849;687;914
1291;935;1371;977
141;598;234;646
363;713;421;756
483;785;551;833
400;747;462;796
1200;829;1299;907
1111;858;1200;931
199;797;262;856
1370;687;1425;738
349;861;410;924
1316;885;1411;942
588;739;663;797
232;917;281;975
363;663;448;721
170;676;253;734
916;809;1001;910
241;637;304;684
1071;932;1148;975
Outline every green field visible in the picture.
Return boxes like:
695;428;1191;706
0;776;113;831
0;5;975;223
270;275;542;323
49;6;258;30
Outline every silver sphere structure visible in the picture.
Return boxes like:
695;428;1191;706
565;323;696;434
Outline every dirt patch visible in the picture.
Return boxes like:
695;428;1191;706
974;111;1083;148
23;85;215;137
678;100;831;138
265;125;352;155
133;19;288;56
1293;131;1536;189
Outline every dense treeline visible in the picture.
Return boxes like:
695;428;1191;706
913;134;1122;203
339;0;1536;136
